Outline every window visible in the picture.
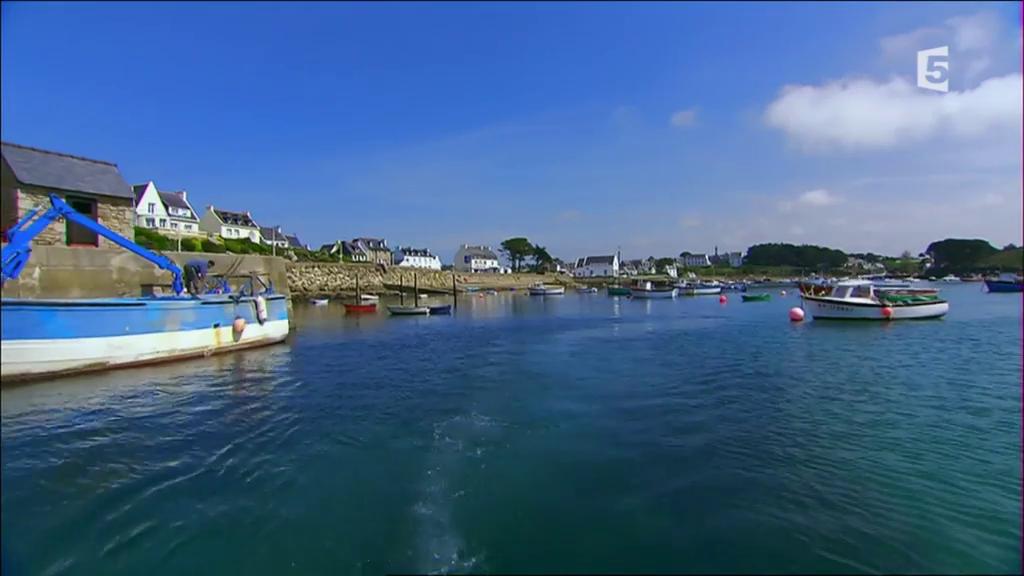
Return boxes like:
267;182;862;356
147;202;155;214
65;196;98;246
184;224;192;231
159;218;167;228
145;217;156;227
170;222;179;230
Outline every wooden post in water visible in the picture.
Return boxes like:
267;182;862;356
452;273;457;310
414;272;419;304
399;273;404;306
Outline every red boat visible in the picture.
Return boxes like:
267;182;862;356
343;303;377;313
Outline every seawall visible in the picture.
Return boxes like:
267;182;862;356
0;246;290;299
287;262;568;296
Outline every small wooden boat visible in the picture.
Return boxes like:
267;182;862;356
345;273;376;313
984;274;1023;293
630;281;677;299
576;287;599;294
607;285;631;296
310;297;330;305
528;283;566;296
801;280;948;320
428;304;452;315
741;293;770;302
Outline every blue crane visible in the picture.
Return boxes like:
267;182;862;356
1;193;185;295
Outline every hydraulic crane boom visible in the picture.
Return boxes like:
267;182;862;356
1;193;185;295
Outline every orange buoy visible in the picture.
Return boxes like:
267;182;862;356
232;316;246;333
881;306;894;319
789;307;805;322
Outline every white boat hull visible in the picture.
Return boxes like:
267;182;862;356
802;297;949;320
1;319;290;380
528;286;566;296
630;288;677;299
680;287;722;296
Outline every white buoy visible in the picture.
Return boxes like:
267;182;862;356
789;307;805;322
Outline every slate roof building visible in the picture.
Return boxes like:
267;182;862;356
453;244;501;273
573;254;620;277
1;141;135;247
199;205;261;242
132;181;202;236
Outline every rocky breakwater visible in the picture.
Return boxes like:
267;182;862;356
287;262;568;296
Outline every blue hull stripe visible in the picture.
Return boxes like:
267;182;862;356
1;296;289;340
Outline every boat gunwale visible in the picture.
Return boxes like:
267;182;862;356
800;293;948;308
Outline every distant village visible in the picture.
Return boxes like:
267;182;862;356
2;141;1013;279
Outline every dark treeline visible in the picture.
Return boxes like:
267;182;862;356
744;243;847;270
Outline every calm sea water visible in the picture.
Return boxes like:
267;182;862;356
2;284;1020;575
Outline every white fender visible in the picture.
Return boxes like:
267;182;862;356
255;296;268;324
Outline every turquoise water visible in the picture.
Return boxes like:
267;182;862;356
2;284;1020;574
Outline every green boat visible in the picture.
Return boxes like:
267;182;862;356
741;293;771;302
607;286;631;296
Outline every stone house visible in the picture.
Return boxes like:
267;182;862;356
1;141;134;248
453;244;500;273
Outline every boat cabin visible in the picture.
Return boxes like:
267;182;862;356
829;280;876;301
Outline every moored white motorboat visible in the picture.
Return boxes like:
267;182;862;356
576;286;599;294
528;283;566;296
630;281;677;299
675;282;722;296
310;297;329;305
801;280;948;320
939;274;960;282
360;293;380;302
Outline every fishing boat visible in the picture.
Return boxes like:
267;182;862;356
630;281;677;299
359;294;380;302
984;273;1023;293
1;194;289;382
800;280;949;320
869;278;911;289
741;293;771;302
938;274;960;282
961;274;984;283
607;285;631;296
344;273;376;313
310;297;329;305
528;283;566;296
428;304;452;315
576;287;599;294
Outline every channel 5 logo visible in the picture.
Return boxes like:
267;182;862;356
917;46;949;93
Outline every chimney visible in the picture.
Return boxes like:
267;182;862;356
178;190;187;201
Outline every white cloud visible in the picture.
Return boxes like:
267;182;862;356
764;73;1022;151
947;12;1000;53
669;108;698;128
798;189;840;206
779;189;841;212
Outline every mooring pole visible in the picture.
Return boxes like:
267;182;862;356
452;273;457;310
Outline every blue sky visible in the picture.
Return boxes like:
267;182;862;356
2;1;1021;263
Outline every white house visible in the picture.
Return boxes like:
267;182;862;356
199;205;261;242
394;246;442;270
665;263;678;278
132;181;202;236
680;253;712;268
727;251;743;267
573;254;620;277
260;225;289;249
454;245;501;273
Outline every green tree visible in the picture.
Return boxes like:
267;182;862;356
500;237;534;272
531;244;554;271
655;257;676;273
925;238;998;274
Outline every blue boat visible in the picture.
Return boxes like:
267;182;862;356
1;194;290;383
428;304;452;315
984;274;1023;293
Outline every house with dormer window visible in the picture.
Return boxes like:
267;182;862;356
132;181;201;236
199;205;261;242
